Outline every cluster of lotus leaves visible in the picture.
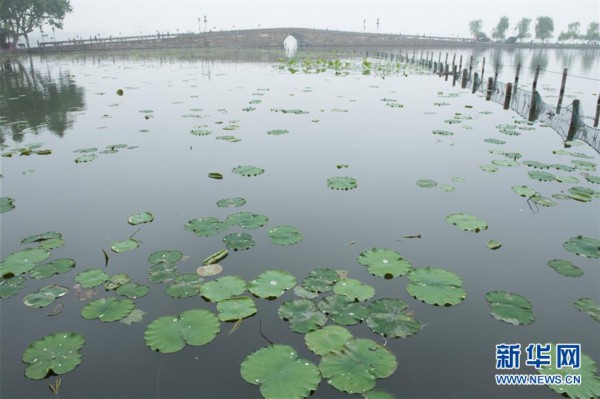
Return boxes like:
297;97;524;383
301;268;340;293
318;294;368;325
485;291;534;325
22;332;85;380
23;285;68;308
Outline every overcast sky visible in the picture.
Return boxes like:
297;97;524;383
41;0;599;41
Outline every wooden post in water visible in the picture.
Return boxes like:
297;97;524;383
458;55;463;77
445;63;449;81
595;94;600;127
452;53;456;67
452;65;457;86
493;62;499;89
468;55;473;79
438;52;441;64
528;66;541;121
461;69;468;89
504;83;512;110
514;63;521;88
556;68;568;114
486;77;494;100
445;53;448;64
481;57;486;82
472;72;479;93
532;65;540;92
566;99;580;143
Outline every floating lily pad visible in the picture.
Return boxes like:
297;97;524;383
104;273;131;290
333;278;374;302
110;238;139;253
21;231;62;244
148;250;183;265
208;172;223;180
73;148;98;153
278;299;328;333
441;185;455;192
22;332;85;379
327;177;357;190
144;309;220;353
551;164;576;172
451;177;465;183
128;212;154;225
479;164;498;172
38;238;64;250
487;240;502;250
217;296;257;321
305;326;353;356
485;291;534;325
225;212;268;229
216;197;246;208
81;297;135;322
585;175;600;184
528;171;556;182
366;298;421;338
319;338;397;394
318;294;368;325
267;129;289;135
268;226;303;245
190;129;211;136
302;268;340;293
531;195;557;207
492;159;519;167
511;185;536;197
569;186;599;202
30;258;76;279
574;298;600;322
74;154;97;163
196;264;223;277
116;283;150;299
572;160;597;171
293;285;319;299
248;270;296;299
432;130;453;136
200;275;247;302
223;233;256;251
241;344;321;399
407;267;466;306
24;285;68;308
446;213;488;233
0;248;50;277
555;176;579;184
184;217;228;237
357;248;412;278
0;276;27;298
484;138;505;145
74;269;110;288
216;135;241;142
416;179;437;188
165;274;203;298
547;259;583;277
522;160;551;169
232;165;265;177
148;263;178;283
563;236;600;258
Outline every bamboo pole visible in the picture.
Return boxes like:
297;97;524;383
504;83;513;110
556;68;568;114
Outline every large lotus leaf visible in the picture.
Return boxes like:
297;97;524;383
223;233;256;251
110;238;139;253
0;248;50;277
357;248;412;278
485;291;534;325
278;299;328;333
0;197;15;213
38;238;65;251
232;165;265;177
522;160;551;169
144;309;220;353
511;185;536;198
294;285;319;299
333;278;375;302
165;274;203;298
572;160;597;171
406;267;466;306
574;298;600;322
128;211;154;225
216;197;246;208
22;332;85;379
116;283;150;299
327;176;357;190
240;344;321;399
200;275;247;302
24;285;68;308
81;297;135;322
555;175;579;184
569;186;599;202
0;276;27;298
184;217;228;237
248;270;296;299
319;339;397;394
302;268;340;293
21;231;62;244
305;326;353;356
225;212;268;229
104;273;131;290
318;294;368;325
547;259;583;277
74;269;110;288
586;175;600;184
528;170;556;182
538;343;600;398
563;236;600;258
30;258;76;279
446;213;488;233
217;296;257;321
416;179;437;188
268;226;303;245
148;250;183;265
366;298;421;338
148;263;179;283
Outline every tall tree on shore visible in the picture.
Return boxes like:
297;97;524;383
584;22;599;42
515;18;531;40
0;0;72;48
469;20;483;38
535;16;554;42
492;16;509;40
558;22;581;41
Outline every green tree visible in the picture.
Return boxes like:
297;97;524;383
492;16;509;40
584;22;599;42
0;0;72;48
535;16;554;42
515;18;531;40
469;20;483;38
559;22;581;41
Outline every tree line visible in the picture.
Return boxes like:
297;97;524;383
469;17;600;43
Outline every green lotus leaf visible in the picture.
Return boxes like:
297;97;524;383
165;274;203;298
416;179;437;188
487;240;502;250
216;197;246;208
81;297;135;322
268;226;303;245
38;238;65;250
21;231;62;244
0;248;50;277
555;175;579;184
208;172;223;180
572;160;596;171
407;267;466;306
305;326;353;356
569;186;599;202
74;147;98;153
441;185;455;192
278;299;328;333
270;108;308;114
446;213;488;233
585;175;600;184
484;138;505;145
184;217;228;237
120;308;146;325
319;338;397;394
366;298;421;338
232;165;265;177
538;343;600;398
248;270;296;299
223;233;256;251
333;278;374;302
225;212;268;229
116;283;150;299
128;211;154;225
148;263;179;283
240;344;321;399
479;164;498;172
451;177;465;183
30;258;76;279
267;129;289;135
547;259;583;277
327;176;357;190
528;170;556;182
200;275;247;302
110;238;139;253
0;276;27;298
318;294;368;325
492;159;519;167
552;193;572;200
522;160;551;169
432;130;453;136
357;248;412;278
190;129;211;136
217;296;257;321
363;389;396;399
485;291;534;325
574;298;600;322
74;268;110;288
148;250;183;265
74;154;97;163
293;285;319;299
0;197;15;213
563;236;600;258
216;135;241;142
531;195;557;207
144;309;220;353
302;268;340;293
24;285;68;308
511;185;536;197
104;273;131;290
22;332;85;379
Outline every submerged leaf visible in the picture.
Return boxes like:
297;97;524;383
217;296;257;321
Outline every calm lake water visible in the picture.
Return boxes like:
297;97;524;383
1;47;599;399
